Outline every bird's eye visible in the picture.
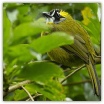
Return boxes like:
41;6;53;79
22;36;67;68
55;11;60;18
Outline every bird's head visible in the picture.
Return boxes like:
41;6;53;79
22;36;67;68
42;9;72;24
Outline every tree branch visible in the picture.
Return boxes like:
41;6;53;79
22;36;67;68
3;80;32;97
61;57;101;84
9;80;32;92
61;65;85;84
26;94;42;101
21;86;34;101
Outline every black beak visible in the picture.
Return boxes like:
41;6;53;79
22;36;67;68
42;12;52;18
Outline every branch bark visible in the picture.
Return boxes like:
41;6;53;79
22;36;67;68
3;80;32;97
21;86;34;101
26;94;42;101
61;56;101;84
61;64;85;83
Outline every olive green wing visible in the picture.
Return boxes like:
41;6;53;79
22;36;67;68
61;35;89;63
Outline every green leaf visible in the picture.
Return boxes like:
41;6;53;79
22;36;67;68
17;5;33;23
88;3;98;16
3;92;14;101
18;15;33;23
14;89;28;101
96;64;101;76
5;59;18;76
3;3;23;10
79;18;101;45
8;44;34;62
3;9;13;53
30;32;74;53
13;18;50;41
19;61;64;83
17;5;29;15
14;85;37;101
26;82;65;101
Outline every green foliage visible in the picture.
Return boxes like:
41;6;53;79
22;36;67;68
30;32;74;53
8;44;33;62
3;3;101;101
3;9;13;57
24;82;65;101
13;20;49;41
19;62;64;82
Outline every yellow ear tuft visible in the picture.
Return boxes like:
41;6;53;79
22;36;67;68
59;10;69;17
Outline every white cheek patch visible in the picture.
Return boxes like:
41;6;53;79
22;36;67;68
46;18;49;23
49;18;54;22
60;18;66;22
52;17;55;21
46;17;54;23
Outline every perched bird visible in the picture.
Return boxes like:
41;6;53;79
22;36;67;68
42;9;101;97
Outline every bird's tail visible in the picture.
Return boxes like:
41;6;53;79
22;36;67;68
86;59;101;98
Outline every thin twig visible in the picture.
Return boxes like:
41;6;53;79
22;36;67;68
9;80;32;92
21;86;34;101
61;64;85;84
3;80;32;97
26;94;43;101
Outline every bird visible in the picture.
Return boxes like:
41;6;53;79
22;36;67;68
42;9;101;97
